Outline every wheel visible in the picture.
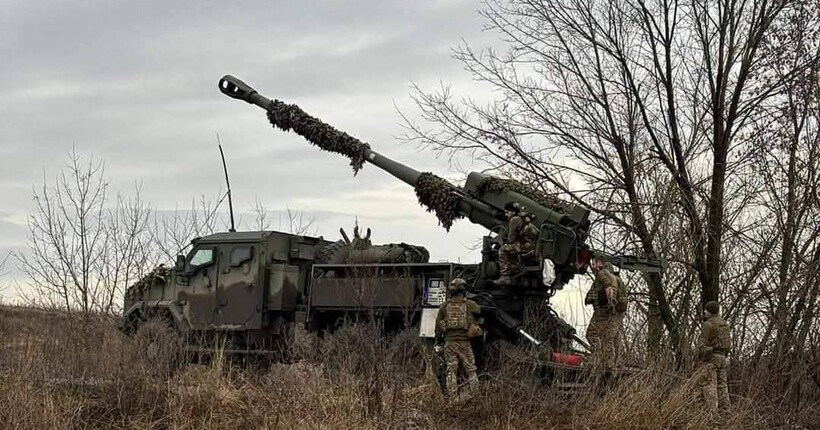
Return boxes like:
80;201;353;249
132;318;183;377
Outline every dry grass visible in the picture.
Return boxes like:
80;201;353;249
0;305;817;429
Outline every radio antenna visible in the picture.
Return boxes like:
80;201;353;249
217;133;236;232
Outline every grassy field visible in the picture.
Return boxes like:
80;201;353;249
0;305;816;429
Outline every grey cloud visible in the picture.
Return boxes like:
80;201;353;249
2;0;483;94
0;214;28;247
1;0;501;269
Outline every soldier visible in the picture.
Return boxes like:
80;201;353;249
435;278;481;400
691;300;731;413
498;202;524;284
584;258;621;374
519;211;540;266
609;269;629;369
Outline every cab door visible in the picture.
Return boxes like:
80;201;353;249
214;243;263;330
178;246;219;329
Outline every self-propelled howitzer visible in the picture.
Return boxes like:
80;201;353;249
218;74;596;290
217;74;668;377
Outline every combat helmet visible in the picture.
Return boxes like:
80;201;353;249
504;201;520;214
449;277;467;294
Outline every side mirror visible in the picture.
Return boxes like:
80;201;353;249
175;254;186;272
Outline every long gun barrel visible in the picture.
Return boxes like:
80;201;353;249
592;250;667;273
219;75;422;187
220;75;506;231
219;75;597;275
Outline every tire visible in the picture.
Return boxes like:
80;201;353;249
132;318;183;377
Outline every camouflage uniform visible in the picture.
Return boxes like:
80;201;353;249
691;301;731;413
499;203;524;279
519;213;540;265
435;285;481;399
613;272;629;313
584;265;621;372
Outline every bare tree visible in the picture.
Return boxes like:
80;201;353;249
97;185;154;313
724;4;820;398
251;197;272;231
242;196;318;236
150;193;224;262
14;150;154;314
278;207;317;236
12;147;321;314
399;0;818;358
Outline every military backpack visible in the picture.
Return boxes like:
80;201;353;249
522;223;539;241
592;270;629;313
614;275;629;313
715;321;731;353
444;300;470;331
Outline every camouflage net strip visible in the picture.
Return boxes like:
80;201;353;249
125;265;170;301
266;100;371;174
479;177;574;213
266;101;463;229
414;173;463;231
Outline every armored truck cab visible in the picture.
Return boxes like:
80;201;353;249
122;228;433;356
122;231;332;354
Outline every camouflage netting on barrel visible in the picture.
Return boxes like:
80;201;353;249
266;99;372;174
264;99;463;230
478;177;573;213
414;172;463;231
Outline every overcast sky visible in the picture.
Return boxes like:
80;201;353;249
1;0;594;330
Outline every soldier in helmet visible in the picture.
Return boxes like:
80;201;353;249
435;278;481;400
498;202;524;284
584;258;621;374
691;300;731;413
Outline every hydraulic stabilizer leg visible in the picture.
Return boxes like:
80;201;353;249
491;306;549;347
517;328;542;346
